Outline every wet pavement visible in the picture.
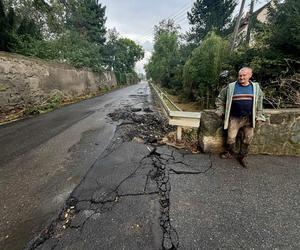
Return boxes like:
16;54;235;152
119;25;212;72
1;81;299;250
0;82;154;250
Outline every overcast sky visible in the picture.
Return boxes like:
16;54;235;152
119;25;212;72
99;0;270;73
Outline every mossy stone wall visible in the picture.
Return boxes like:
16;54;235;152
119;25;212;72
196;109;300;155
0;52;117;116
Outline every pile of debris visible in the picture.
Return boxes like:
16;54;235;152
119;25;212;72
108;106;174;144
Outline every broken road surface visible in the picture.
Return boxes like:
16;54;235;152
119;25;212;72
0;82;158;250
1;81;299;250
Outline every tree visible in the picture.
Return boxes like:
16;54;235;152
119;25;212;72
0;0;17;51
146;32;180;87
183;32;229;103
103;28;120;70
1;0;143;80
187;0;236;43
3;0;66;36
66;0;107;44
16;17;42;40
113;38;144;73
154;19;180;42
267;0;300;58
146;19;182;89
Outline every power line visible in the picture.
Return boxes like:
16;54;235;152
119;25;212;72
175;15;189;25
145;0;241;39
173;0;230;27
143;2;193;37
170;6;191;21
172;9;190;22
165;2;192;20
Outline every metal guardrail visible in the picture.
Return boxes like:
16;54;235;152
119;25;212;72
150;83;181;112
149;82;201;140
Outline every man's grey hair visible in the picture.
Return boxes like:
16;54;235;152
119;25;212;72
239;67;253;74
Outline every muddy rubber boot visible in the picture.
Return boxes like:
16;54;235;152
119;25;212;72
238;143;250;168
220;143;235;159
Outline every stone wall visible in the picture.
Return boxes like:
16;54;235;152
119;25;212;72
198;109;300;156
0;52;117;115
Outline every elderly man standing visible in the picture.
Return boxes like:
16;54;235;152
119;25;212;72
215;67;266;167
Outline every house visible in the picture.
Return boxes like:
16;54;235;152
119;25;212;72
237;0;276;46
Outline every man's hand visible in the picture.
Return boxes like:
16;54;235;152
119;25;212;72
257;120;265;127
215;111;224;119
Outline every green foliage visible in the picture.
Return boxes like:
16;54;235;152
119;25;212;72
52;32;104;70
103;29;144;82
154;19;180;42
24;89;65;116
145;20;182;90
17;17;43;39
66;0;107;44
146;3;237;103
115;71;126;85
4;0;66;36
23;106;40;116
13;31;104;71
146;33;181;88
183;32;230;102
187;0;236;43
1;0;144;83
48;89;65;107
115;71;139;85
268;0;300;58
0;0;17;51
1;0;63;51
107;37;144;73
1;0;143;77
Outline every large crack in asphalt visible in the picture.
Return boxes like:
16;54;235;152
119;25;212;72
146;147;213;250
26;90;214;250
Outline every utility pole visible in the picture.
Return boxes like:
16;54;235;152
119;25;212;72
231;0;246;52
246;0;255;45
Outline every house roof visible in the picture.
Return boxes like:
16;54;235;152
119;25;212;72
253;1;272;16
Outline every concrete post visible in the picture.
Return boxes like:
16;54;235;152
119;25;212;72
177;126;182;141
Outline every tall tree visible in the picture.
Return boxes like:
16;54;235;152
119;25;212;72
3;0;66;36
0;0;17;51
113;38;144;73
183;32;229;102
66;0;107;44
0;0;9;50
154;19;180;42
146;19;182;89
267;0;300;58
187;0;236;43
103;28;120;70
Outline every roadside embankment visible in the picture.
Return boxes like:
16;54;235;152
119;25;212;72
0;51;118;123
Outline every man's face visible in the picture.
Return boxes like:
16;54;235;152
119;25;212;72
239;70;252;84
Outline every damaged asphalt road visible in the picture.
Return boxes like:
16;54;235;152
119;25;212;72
26;84;300;249
0;82;161;250
1;81;299;250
